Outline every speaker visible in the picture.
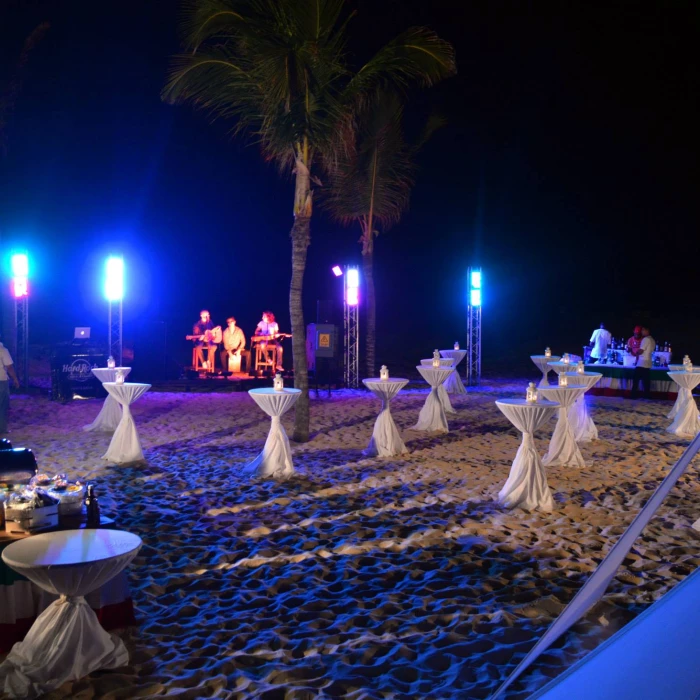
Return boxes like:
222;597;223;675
0;448;38;486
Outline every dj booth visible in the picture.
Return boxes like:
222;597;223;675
50;342;107;402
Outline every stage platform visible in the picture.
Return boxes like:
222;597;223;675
150;373;270;393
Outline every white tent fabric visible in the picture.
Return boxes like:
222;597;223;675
491;431;700;700
83;368;132;432
413;366;453;433
565;371;602;442
363;379;409;457
531;355;560;387
102;383;151;464
496;399;559;511
440;349;468;395
246;388;301;478
667;371;700;427
539;385;588;467
0;530;141;700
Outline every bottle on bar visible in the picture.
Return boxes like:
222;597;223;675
85;484;101;527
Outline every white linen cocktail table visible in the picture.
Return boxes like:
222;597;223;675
667;370;700;420
667;372;700;438
0;529;142;700
538;385;588;467
440;349;467;395
565;371;602;442
362;378;409;457
420;359;456;415
413;366;454;433
83;367;132;432
102;382;151;464
547;360;576;379
246;388;301;478
531;355;561;387
496;398;560;511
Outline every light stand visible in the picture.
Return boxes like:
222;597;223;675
343;266;360;388
466;266;482;386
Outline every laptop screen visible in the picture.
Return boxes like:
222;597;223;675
74;327;91;339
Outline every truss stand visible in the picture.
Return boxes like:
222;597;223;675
14;296;29;388
466;266;482;386
108;300;123;367
343;266;359;389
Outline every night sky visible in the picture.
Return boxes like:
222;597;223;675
1;0;698;375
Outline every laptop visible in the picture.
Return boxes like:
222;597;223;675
74;327;91;340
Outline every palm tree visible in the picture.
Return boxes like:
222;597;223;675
323;90;443;377
162;0;455;441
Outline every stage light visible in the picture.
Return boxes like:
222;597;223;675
471;270;481;290
104;256;124;301
332;265;343;277
470;289;481;306
469;268;482;307
10;253;29;298
346;267;359;306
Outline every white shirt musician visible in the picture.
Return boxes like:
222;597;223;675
192;309;218;371
255;311;283;371
589;323;611;363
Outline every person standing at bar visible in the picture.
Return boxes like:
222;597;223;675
589;323;611;364
631;326;655;399
0;340;21;434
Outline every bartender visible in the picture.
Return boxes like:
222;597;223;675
589;323;611;364
627;326;643;359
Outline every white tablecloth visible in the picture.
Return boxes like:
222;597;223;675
440;350;467;395
413;366;453;433
246;388;301;478
547;360;576;376
363;379;409;457
420;360;456;414
0;530;141;699
667;372;700;438
531;355;561;387
496;399;560;511
102;383;151;464
83;368;132;432
565;371;602;442
539;385;588;467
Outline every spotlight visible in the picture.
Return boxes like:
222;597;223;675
331;265;343;277
11;253;29;298
104;256;124;302
346;268;359;306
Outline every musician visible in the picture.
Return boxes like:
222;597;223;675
255;311;284;371
192;309;217;371
220;317;250;372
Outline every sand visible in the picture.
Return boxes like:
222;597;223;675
3;379;699;699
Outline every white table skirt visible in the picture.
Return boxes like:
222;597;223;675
420;360;457;413
102;383;151;464
539;386;588;468
246;388;301;478
413;366;453;432
496;399;559;512
667;373;700;438
83;368;132;433
0;530;141;700
363;379;409;457
565;372;602;442
531;355;560;387
440;350;467;395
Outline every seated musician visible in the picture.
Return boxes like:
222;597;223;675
220;317;250;372
255;311;284;371
192;309;217;371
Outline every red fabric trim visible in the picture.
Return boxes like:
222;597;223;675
0;599;135;655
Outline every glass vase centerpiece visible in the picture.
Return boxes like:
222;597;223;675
273;373;284;391
526;382;538;403
380;365;389;381
432;349;441;368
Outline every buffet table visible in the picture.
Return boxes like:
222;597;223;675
584;364;678;399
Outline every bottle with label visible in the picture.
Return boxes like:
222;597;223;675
85;484;100;527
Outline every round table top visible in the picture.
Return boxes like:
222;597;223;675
363;378;409;385
667;371;700;387
496;398;559;408
420;358;454;367
1;529;142;570
539;383;587;391
547;361;578;368
531;355;561;361
248;387;302;396
92;367;131;378
102;382;151;389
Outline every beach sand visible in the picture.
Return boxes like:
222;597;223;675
3;379;699;699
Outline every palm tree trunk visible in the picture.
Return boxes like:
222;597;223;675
362;239;376;378
290;151;312;442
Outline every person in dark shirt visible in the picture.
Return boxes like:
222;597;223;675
192;309;217;371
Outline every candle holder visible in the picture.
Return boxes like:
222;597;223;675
115;369;125;385
563;353;570;365
432;349;441;368
576;360;585;374
380;365;389;381
453;341;460;350
544;347;552;358
526;382;538;402
273;372;284;391
107;356;116;369
558;373;568;387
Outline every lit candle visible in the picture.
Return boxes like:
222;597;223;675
687;362;694;373
558;373;568;387
577;360;585;374
380;365;389;381
453;341;460;350
273;372;284;391
432;349;441;368
544;347;552;358
563;353;570;365
115;369;125;385
107;356;115;369
526;382;538;402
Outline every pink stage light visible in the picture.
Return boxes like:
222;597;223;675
12;278;28;298
331;265;343;277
